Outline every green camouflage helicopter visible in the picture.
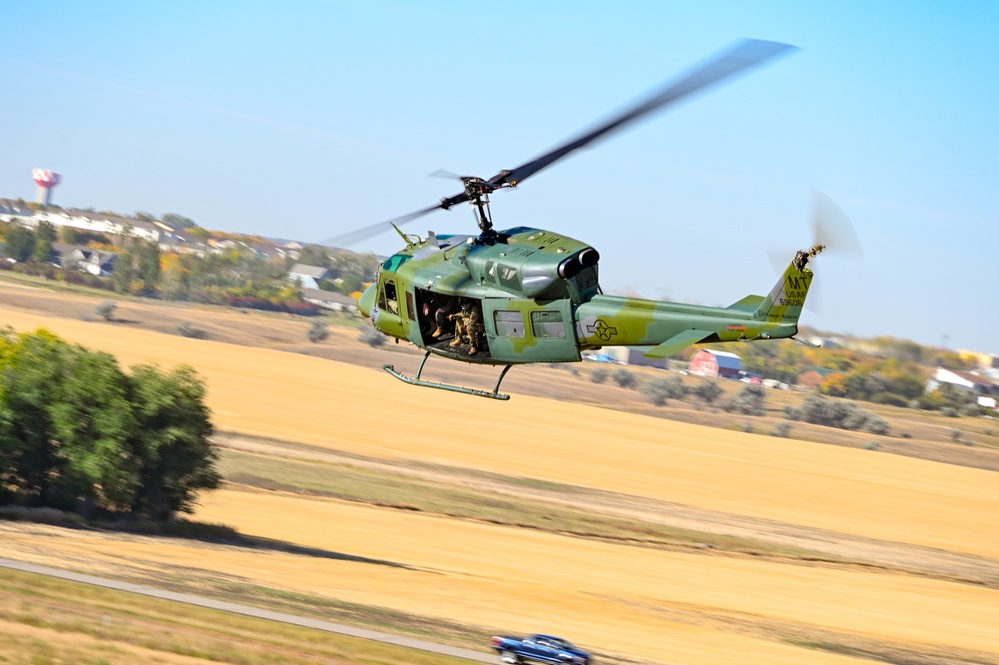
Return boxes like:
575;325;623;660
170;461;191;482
338;39;836;400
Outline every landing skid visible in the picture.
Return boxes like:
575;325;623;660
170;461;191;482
384;351;513;400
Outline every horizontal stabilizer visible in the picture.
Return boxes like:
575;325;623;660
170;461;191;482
727;295;765;312
644;329;714;359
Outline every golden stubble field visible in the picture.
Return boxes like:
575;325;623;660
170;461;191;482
2;306;999;665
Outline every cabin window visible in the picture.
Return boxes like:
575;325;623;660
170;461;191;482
493;310;526;338
381;280;399;315
531;311;565;338
405;291;415;321
496;263;520;290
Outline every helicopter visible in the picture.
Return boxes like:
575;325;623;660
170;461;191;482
334;39;834;400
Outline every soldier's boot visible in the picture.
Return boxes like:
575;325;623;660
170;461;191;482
468;344;478;356
450;336;463;347
432;327;443;338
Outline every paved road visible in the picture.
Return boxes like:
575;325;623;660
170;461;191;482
0;557;494;663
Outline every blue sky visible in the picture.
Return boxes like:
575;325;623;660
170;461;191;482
3;1;997;353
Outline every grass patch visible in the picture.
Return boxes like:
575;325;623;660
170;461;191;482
0;566;479;665
218;449;830;560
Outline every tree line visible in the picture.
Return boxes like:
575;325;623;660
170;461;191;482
0;217;379;312
0;329;219;520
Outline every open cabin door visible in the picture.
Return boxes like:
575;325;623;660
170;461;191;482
482;298;580;363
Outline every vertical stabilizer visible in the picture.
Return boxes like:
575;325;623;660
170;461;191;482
754;245;823;325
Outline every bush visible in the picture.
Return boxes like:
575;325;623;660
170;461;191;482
590;368;609;384
866;415;891;435
641;378;671;407
360;327;387;347
693;380;723;405
662;375;688;399
870;392;908;407
784;405;802;421
959;403;986;417
307;320;330;343
95;300;117;321
613;368;637;389
728;384;767;416
797;394;890;434
178;322;208;339
771;422;792;438
940;407;958;418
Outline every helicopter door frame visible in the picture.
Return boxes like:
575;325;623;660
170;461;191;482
375;276;405;338
482;299;580;363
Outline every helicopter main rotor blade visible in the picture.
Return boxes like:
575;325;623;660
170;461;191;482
321;38;796;246
487;39;798;188
319;202;445;247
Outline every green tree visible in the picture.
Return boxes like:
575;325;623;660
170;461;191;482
114;239;161;294
47;347;139;514
0;329;63;505
296;244;333;269
127;364;219;520
0;329;219;520
161;213;197;229
33;220;57;263
5;225;35;262
61;226;81;244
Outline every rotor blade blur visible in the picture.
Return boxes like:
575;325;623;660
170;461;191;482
812;190;863;257
489;39;799;188
319;203;444;247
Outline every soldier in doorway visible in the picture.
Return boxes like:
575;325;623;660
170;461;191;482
448;299;484;355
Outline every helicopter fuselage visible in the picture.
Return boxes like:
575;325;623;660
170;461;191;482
359;226;812;366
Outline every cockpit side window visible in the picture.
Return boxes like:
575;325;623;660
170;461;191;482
381;279;399;315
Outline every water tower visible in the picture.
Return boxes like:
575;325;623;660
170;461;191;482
32;169;62;205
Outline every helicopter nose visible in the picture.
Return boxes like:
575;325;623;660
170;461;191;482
358;283;376;318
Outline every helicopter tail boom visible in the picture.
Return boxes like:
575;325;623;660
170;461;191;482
574;246;821;358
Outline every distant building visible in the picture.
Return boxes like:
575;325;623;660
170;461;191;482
287;264;330;289
796;367;844;390
23;208;162;243
0;198;34;224
928;367;999;395
301;288;358;313
51;242;118;276
688;349;742;379
601;346;669;369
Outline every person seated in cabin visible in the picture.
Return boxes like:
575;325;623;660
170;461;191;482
448;299;484;355
430;297;457;339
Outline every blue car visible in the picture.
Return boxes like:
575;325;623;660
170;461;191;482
491;634;590;665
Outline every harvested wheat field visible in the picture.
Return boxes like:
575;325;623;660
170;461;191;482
2;308;999;664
